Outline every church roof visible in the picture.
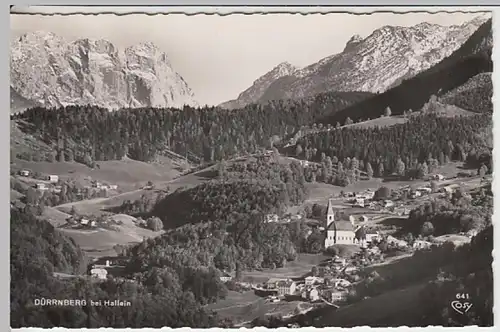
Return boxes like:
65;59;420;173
327;219;354;232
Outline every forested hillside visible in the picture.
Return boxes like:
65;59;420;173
10;207;225;328
292;113;492;177
125;158;310;274
12;91;370;164
438;73;492;114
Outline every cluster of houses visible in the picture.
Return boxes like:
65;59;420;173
91;180;118;191
88;258;126;280
260;257;355;305
264;213;303;224
66;215;98;228
19;169;119;194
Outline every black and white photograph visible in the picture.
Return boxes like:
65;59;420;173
9;6;494;328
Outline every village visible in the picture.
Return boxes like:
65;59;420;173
11;153;490;326
203;166;490;325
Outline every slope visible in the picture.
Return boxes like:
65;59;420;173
438;72;492;113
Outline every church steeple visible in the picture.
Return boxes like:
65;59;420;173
326;199;335;228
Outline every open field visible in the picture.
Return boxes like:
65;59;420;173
58;214;163;259
207;290;311;325
242;254;330;283
433;234;470;246
343;115;409;129
53;163;218;216
12;158;182;192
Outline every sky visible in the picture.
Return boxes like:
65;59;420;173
10;7;489;106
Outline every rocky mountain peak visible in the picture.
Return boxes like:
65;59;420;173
343;34;364;52
10;32;198;111
220;15;490;108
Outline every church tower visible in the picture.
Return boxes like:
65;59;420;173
326;199;335;228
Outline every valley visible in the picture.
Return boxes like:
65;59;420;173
10;10;494;330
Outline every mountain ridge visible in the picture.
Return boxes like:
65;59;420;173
219;14;490;109
10;31;198;112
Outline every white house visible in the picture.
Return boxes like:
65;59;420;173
220;272;233;283
410;190;422;198
302;287;319;302
276;280;297;296
36;183;48;190
413;240;432;250
387;236;408;248
305;276;324;286
384;200;394;208
265;214;279;223
109;184;118;190
335;279;351;288
434;174;445;181
47;175;59;183
354;198;365;207
19;169;30;177
330;289;349;303
80;218;89;225
90;268;108;280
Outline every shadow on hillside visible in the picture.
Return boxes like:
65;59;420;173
195;169;218;180
380;217;409;228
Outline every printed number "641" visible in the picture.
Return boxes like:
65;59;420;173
456;293;470;300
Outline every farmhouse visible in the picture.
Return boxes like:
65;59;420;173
90;268;108;280
434;174;445;181
324;199;356;248
386;236;408;248
36;183;48;190
47;175;59;183
19;169;30;177
354;198;365;207
384;200;394;208
305;276;324;286
266;278;284;289
410;190;422;198
330;289;349;303
219;272;233;283
276;280;297;296
302;287;320;302
265;214;279;223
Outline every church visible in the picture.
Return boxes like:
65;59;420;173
324;199;357;248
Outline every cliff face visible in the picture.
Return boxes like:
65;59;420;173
10;31;198;111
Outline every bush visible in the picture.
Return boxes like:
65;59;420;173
147;217;164;231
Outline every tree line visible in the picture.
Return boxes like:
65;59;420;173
292;113;492;179
13;91;370;164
